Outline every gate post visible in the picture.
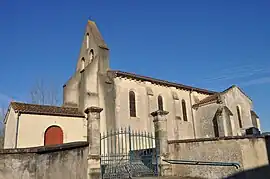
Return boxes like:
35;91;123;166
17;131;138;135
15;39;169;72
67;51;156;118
151;110;172;176
85;106;103;179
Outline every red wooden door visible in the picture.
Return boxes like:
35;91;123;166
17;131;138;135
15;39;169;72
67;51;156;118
44;126;63;146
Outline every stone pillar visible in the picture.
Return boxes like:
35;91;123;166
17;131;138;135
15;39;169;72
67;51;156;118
85;106;103;179
151;110;172;176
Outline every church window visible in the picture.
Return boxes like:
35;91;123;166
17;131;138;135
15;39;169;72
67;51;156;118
86;33;89;49
182;99;188;121
158;95;163;111
90;49;94;62
44;126;63;146
129;91;136;117
237;106;242;128
81;57;85;71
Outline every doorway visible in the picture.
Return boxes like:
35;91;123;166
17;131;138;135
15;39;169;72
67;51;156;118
44;126;63;146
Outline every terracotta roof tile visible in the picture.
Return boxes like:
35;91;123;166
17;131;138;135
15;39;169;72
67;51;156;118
193;93;220;108
193;85;252;108
10;102;85;118
108;70;216;95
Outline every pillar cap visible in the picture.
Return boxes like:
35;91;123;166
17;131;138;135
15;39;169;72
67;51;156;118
84;106;103;114
151;110;169;117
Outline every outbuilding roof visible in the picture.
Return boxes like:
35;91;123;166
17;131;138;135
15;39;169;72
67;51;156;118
10;102;85;118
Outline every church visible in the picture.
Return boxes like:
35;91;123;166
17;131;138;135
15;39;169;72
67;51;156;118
3;20;261;149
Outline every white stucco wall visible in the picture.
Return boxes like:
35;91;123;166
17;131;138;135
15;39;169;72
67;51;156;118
16;114;87;148
222;87;254;135
4;108;18;149
113;77;212;140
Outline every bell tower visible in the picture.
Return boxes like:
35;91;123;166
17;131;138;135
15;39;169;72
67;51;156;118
76;20;110;74
63;20;110;110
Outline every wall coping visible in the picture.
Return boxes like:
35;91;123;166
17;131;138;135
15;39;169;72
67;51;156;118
0;141;89;154
84;106;103;114
151;110;169;117
168;135;269;144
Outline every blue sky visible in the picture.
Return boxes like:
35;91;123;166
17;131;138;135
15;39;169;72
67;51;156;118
0;0;269;131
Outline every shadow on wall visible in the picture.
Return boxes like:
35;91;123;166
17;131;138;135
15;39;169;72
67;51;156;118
0;142;89;179
225;165;270;179
226;136;270;179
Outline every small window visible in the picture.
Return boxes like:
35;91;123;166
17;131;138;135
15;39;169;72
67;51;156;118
158;95;163;111
81;57;85;71
86;33;89;49
90;49;94;62
237;106;242;128
182;99;188;121
129;91;136;117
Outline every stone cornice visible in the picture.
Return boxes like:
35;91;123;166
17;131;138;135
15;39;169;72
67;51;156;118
84;106;103;114
151;110;169;117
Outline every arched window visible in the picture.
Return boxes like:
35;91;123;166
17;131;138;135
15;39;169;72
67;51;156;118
182;99;188;121
90;49;94;62
237;106;242;128
86;33;89;49
158;95;163;111
129;91;136;117
44;126;63;146
81;57;85;71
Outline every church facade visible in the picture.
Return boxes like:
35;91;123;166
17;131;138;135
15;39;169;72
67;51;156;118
4;20;261;148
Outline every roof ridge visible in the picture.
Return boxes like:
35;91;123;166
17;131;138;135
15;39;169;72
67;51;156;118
10;101;78;109
108;70;216;94
9;102;84;118
192;93;220;108
220;85;252;102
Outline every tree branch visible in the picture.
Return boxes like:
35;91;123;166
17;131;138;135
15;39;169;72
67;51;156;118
30;79;60;106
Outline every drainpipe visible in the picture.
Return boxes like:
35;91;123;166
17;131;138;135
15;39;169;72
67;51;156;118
15;112;21;148
189;90;196;138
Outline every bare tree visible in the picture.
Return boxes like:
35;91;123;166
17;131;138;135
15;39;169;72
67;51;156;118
30;79;60;106
0;105;6;137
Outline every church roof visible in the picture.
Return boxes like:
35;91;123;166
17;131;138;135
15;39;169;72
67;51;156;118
109;70;216;95
193;85;252;108
10;102;85;118
192;93;220;108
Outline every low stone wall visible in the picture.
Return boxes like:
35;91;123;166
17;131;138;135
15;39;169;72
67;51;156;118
168;136;270;179
0;142;89;179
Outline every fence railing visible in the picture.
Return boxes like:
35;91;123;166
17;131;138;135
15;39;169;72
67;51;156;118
100;127;158;178
100;127;155;157
163;159;241;169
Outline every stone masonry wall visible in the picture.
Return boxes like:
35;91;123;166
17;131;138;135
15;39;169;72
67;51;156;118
168;136;270;179
0;142;88;179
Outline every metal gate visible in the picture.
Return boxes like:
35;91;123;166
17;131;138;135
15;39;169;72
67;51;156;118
100;127;158;179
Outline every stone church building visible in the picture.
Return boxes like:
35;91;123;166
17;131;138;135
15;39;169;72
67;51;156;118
3;20;261;149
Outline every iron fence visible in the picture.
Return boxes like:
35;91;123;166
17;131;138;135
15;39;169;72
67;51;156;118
100;127;158;179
